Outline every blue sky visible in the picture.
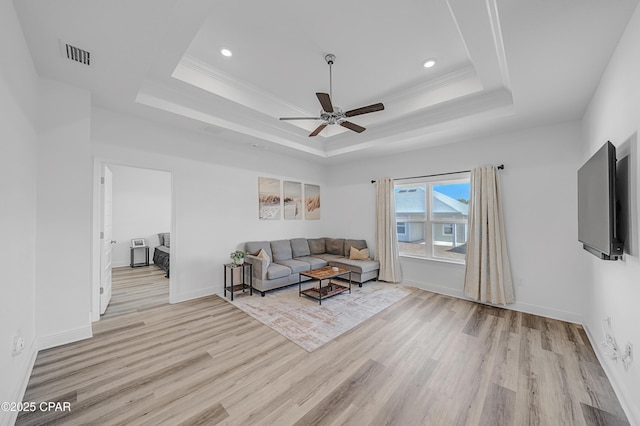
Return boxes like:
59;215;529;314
433;183;470;201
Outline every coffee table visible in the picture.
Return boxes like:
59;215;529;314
299;266;351;305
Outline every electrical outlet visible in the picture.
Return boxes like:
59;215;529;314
517;278;525;287
12;335;25;355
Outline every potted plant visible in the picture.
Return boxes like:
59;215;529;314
230;250;246;266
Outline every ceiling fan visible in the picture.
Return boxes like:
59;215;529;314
279;54;385;137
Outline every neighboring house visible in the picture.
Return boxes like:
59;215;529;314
395;187;468;246
432;191;468;247
395;187;426;243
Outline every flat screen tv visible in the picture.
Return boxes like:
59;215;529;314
577;141;623;260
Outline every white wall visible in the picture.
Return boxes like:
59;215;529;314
91;107;328;303
0;1;39;424
110;165;171;267
581;2;640;423
36;78;93;349
325;121;587;323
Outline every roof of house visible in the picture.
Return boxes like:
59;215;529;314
395;187;468;216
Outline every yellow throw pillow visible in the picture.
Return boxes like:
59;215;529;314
256;248;271;267
349;246;370;260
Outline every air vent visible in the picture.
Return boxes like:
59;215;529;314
65;44;91;66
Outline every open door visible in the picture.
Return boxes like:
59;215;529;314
100;165;114;314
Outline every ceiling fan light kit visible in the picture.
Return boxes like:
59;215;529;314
279;53;384;137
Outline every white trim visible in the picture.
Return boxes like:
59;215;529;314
403;279;584;324
400;253;465;266
91;157;176;321
583;324;639;426
4;339;38;426
37;325;92;351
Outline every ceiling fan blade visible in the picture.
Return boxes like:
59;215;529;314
340;121;366;133
316;92;334;113
309;124;327;137
344;103;385;118
280;117;323;120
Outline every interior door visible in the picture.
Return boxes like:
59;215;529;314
100;165;114;314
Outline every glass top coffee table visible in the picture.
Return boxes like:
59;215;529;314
299;266;352;305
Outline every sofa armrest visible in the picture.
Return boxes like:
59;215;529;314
245;255;267;280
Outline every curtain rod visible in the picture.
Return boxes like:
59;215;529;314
370;164;504;184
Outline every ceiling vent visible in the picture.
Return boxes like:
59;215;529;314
65;44;91;66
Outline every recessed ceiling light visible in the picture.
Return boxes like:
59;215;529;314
221;48;232;57
422;58;437;68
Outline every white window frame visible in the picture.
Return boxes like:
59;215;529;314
395;174;470;264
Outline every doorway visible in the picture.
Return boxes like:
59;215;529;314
92;161;173;321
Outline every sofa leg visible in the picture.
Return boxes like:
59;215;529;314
359;283;362;287
261;291;265;297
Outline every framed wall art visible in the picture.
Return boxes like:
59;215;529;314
258;177;281;220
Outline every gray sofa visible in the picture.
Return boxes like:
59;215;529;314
244;237;380;296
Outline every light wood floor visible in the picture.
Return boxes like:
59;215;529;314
18;268;629;425
102;266;169;319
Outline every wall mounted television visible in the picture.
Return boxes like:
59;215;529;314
577;141;624;260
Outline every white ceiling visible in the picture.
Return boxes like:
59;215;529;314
14;0;640;162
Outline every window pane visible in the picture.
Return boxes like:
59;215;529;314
432;223;467;261
431;183;469;221
398;230;427;257
395;185;426;221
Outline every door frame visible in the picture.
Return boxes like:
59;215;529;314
100;164;114;314
91;158;175;322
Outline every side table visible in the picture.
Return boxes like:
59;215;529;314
224;263;253;301
130;246;150;267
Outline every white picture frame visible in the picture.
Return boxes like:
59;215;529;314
131;238;146;247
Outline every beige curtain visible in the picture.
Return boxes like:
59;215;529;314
463;166;514;304
375;178;402;283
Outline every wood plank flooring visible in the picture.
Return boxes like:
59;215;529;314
102;266;169;319
17;268;629;425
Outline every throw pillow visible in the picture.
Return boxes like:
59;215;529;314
350;246;370;260
256;248;271;267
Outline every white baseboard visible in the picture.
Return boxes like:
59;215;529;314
403;279;584;324
582;323;639;426
37;324;92;351
3;338;38;426
170;286;219;304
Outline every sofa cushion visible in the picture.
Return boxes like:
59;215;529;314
271;239;293;262
290;238;311;257
344;239;367;257
266;263;291;280
325;238;345;255
308;238;326;255
329;258;380;274
276;259;309;274
294;256;328;269
246;241;272;259
314;253;344;262
350;246;370;260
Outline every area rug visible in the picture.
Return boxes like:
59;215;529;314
227;281;413;352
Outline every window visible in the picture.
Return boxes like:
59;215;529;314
394;175;470;263
397;222;406;235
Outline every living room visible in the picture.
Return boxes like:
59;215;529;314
2;0;640;424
